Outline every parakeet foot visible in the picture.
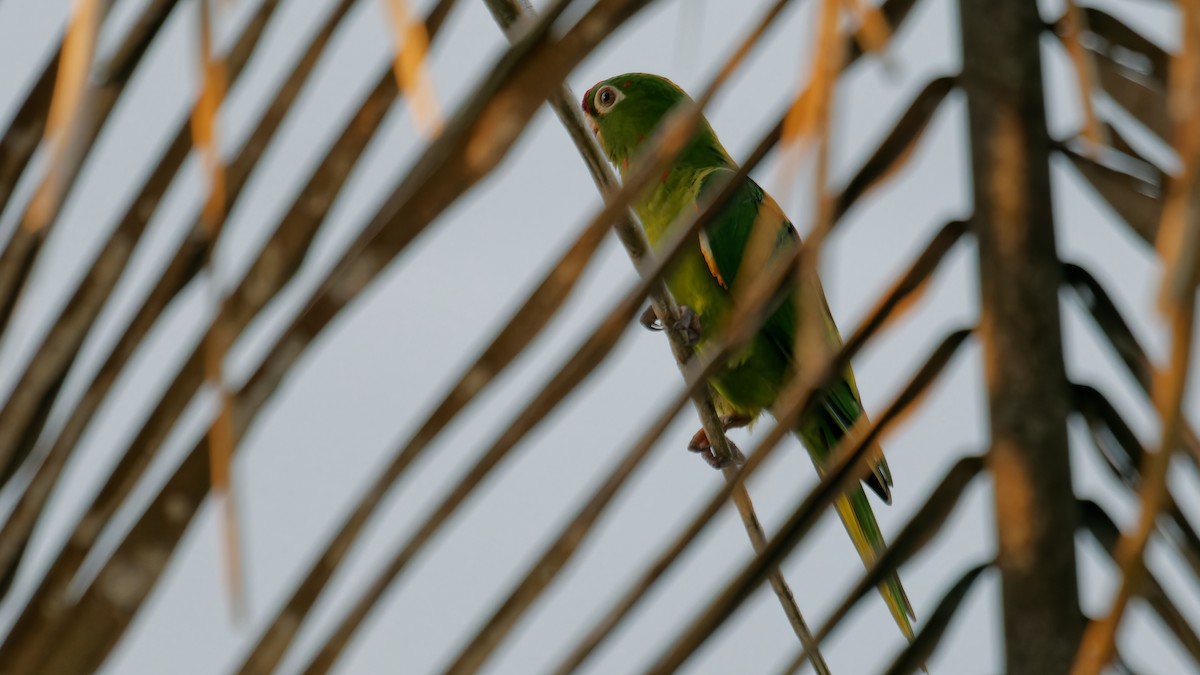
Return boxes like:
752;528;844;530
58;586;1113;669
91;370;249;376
693;437;743;469
688;414;752;454
639;305;664;331
673;305;702;347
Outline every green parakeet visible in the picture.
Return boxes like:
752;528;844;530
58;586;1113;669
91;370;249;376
582;73;916;640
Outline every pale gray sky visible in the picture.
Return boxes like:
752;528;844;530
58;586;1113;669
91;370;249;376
0;0;1195;673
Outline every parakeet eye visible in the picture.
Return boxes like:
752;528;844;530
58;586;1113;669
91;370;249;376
594;85;623;114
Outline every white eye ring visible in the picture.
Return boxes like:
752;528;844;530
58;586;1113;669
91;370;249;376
594;85;623;113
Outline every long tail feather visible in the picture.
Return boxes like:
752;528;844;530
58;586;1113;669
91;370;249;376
797;416;915;640
832;488;915;637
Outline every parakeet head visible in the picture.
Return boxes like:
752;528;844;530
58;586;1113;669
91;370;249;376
581;73;727;171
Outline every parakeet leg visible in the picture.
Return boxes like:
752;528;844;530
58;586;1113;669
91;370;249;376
639;305;663;331
673;305;702;347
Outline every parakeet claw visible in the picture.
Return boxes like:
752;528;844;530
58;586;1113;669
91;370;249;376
639;305;664;331
673;305;702;347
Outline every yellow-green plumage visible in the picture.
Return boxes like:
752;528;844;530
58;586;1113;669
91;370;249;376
583;73;915;639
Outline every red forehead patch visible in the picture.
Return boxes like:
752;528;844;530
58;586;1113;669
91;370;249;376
582;84;597;114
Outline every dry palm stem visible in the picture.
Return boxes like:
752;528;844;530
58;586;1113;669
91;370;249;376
0;0;114;336
23;0;108;233
841;0;892;59
382;0;442;136
191;0;244;621
792;0;841;367
1073;3;1200;672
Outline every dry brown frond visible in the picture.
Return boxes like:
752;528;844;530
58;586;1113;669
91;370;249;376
1058;0;1106;153
835;76;956;221
1082;7;1169;87
0;0;291;667
880;563;991;675
0;55;57;221
1062;146;1163;245
1074;384;1200;581
1080;500;1200;668
1073;5;1200;669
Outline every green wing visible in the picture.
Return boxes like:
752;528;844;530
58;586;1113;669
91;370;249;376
694;168;894;499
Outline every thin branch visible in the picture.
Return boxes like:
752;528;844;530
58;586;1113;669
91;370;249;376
545;0;833;662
